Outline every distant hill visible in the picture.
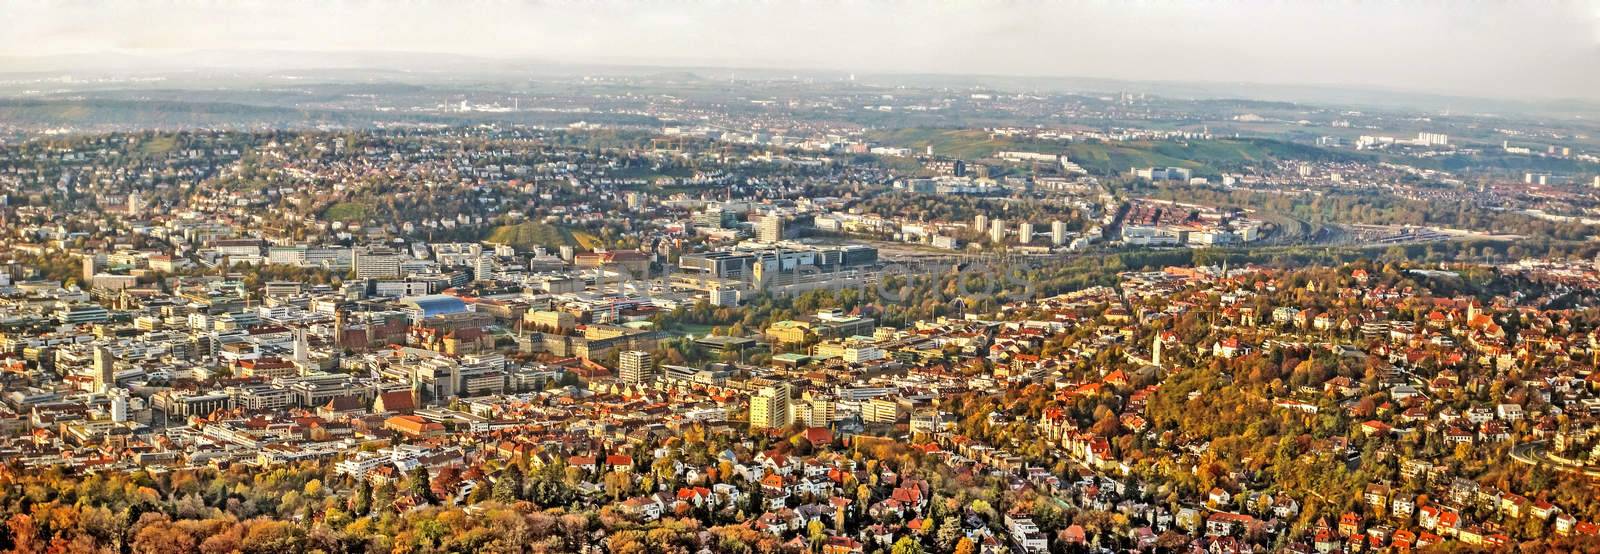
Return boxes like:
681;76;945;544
0;97;660;131
867;128;1365;176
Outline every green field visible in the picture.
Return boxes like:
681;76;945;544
137;135;180;156
484;222;598;249
323;202;373;222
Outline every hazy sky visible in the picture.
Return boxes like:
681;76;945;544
6;0;1600;100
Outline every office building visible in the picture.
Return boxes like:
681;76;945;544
93;347;115;393
757;215;784;243
619;350;655;385
353;246;402;279
750;383;793;429
81;255;101;281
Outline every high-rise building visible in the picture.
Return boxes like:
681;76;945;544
1018;222;1035;244
619;350;655;385
757;215;785;243
802;395;836;427
81;254;101;281
1051;220;1069;246
353;246;402;279
472;256;498;282
989;219;1006;243
974;213;989;235
93;347;115;393
750;383;793;429
695;205;733;229
109;388;129;423
292;327;310;370
127;193;145;215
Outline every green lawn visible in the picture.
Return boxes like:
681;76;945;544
323;202;373;222
485;221;588;249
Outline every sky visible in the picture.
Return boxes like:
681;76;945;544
4;0;1599;100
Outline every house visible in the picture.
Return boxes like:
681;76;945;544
1363;483;1390;512
1272;495;1301;519
1495;403;1524;421
620;495;662;521
1553;513;1577;535
1207;487;1232;508
1004;514;1048;554
1338;512;1362;537
1206;512;1256;537
1391;496;1416;519
820;536;864;554
676;486;713;508
1212;337;1249;358
567;455;598;473
1530;500;1558;521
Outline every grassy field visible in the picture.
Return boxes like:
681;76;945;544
485;221;596;249
138;135;180;156
323;201;373;222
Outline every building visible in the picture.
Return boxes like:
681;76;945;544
862;397;903;424
1018;222;1035;244
750;383;793;429
989;219;1006;243
1051;220;1069;246
1416;132;1449;146
619;350;655;385
910;408;942;435
353;246;402;279
574;250;650;276
800;395;836;427
678;245;877;282
1132;167;1193;181
812;339;885;363
397;295;469;323
58;304;110;324
109;388;129;422
93;347;115;393
80;254;101;281
757;215;785;243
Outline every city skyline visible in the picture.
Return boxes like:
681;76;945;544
3;3;1600;553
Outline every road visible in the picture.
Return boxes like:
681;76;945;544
1510;441;1600;478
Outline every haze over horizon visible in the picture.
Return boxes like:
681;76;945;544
4;0;1599;102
